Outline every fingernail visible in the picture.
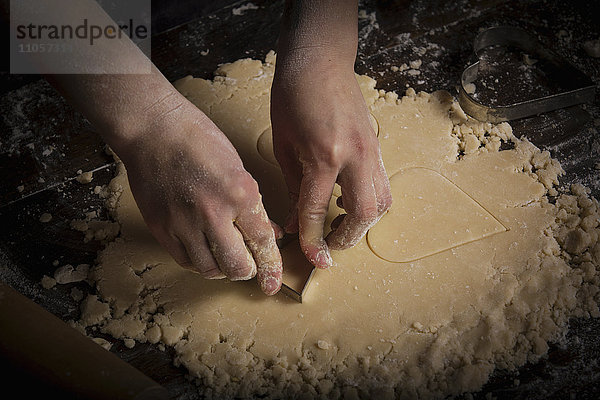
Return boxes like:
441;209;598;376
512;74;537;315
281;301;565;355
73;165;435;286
275;228;284;240
262;276;281;295
315;249;332;269
243;264;257;280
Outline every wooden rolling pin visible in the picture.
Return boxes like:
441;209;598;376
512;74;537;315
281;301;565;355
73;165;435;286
0;281;169;399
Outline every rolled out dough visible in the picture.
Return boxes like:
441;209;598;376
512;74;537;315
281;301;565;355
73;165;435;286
76;52;600;399
367;167;507;263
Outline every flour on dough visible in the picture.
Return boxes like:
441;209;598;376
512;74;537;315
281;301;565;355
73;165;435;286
73;51;600;399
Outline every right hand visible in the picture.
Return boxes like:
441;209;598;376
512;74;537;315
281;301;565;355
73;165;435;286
114;95;283;295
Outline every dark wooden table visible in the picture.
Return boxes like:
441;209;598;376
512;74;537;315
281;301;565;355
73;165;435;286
1;1;599;398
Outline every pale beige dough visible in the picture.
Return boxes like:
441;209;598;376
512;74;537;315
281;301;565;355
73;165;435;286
75;51;600;399
367;167;506;263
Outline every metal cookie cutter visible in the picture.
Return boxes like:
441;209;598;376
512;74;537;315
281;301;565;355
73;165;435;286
458;26;596;123
277;233;316;303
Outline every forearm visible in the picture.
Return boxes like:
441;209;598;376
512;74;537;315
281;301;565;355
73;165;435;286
277;0;358;65
10;0;186;154
48;68;184;153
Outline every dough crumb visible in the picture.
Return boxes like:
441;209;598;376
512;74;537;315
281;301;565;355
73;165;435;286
412;321;424;331
523;53;537;65
70;218;120;243
453;116;515;157
393;63;409;72
317;340;330;350
583;38;600;57
40;275;56;289
39;212;52;223
53;264;89;284
76;170;94;184
409;59;422;69
68;320;87;335
232;2;258;16
92;337;113;351
80;295;111;326
146;325;162;344
464;82;476;94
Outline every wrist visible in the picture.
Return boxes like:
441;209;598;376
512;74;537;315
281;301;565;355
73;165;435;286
99;75;190;156
108;93;221;169
276;0;358;70
274;45;357;88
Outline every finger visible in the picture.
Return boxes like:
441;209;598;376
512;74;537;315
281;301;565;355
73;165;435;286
236;206;283;296
284;194;299;234
146;225;194;269
297;166;337;269
274;146;302;234
205;223;257;281
270;220;285;240
372;156;392;215
179;231;224;279
326;168;379;250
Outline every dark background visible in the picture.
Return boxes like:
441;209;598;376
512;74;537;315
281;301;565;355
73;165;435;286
1;0;599;398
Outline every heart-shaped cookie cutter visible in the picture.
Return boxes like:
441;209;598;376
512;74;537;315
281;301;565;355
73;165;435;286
458;26;596;123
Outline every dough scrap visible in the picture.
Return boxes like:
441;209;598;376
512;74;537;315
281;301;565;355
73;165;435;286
54;263;89;284
76;52;600;399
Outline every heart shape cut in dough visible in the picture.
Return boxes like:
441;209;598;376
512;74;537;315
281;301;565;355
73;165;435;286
367;167;507;263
